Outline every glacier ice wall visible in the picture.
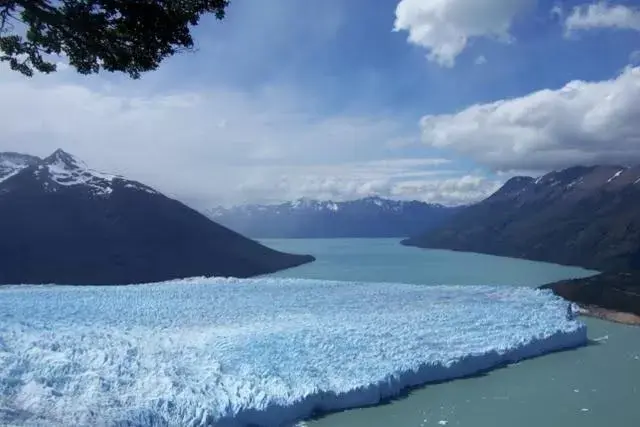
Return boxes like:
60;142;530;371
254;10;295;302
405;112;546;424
0;278;586;426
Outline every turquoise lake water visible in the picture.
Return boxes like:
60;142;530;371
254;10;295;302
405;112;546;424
264;238;640;427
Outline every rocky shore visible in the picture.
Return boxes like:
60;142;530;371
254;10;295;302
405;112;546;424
541;272;640;326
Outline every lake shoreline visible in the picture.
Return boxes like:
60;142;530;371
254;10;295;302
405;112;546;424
539;272;640;326
577;305;640;326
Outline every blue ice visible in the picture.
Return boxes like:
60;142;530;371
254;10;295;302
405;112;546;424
0;278;586;426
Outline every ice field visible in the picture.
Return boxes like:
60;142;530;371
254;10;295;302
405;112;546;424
0;278;587;426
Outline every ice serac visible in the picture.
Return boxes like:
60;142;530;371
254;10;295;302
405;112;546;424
0;279;587;427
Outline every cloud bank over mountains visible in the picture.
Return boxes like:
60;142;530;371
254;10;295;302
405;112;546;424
1;0;638;207
419;66;640;172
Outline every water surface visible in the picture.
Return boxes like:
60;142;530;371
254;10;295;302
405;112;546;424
266;238;596;286
264;238;640;427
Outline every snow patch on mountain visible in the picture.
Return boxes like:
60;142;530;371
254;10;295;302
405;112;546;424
0;152;40;184
607;169;625;183
123;182;159;194
566;177;584;189
0;169;22;185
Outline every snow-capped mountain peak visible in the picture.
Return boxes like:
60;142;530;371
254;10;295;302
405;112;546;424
0;149;159;197
44;148;86;169
36;149;119;196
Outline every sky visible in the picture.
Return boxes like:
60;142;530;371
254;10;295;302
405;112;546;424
1;0;639;208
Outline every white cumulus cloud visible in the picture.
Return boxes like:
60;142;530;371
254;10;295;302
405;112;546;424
565;1;640;34
419;66;640;172
393;0;533;67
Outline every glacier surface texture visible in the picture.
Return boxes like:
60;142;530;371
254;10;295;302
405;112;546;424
0;278;586;426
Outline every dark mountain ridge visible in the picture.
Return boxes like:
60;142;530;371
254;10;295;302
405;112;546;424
403;164;640;272
207;197;462;238
0;149;313;285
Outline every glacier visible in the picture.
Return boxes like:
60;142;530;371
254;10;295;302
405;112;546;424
0;278;586;427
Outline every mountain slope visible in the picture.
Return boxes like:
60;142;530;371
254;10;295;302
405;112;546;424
540;272;640;318
403;165;640;271
206;197;461;238
0;150;313;285
0;152;40;183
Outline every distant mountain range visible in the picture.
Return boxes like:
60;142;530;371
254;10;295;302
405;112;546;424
0;150;313;285
403;165;640;272
206;197;462;238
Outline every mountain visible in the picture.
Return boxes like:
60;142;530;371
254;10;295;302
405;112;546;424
0;152;40;183
0;149;313;285
206;197;461;238
403;165;640;271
